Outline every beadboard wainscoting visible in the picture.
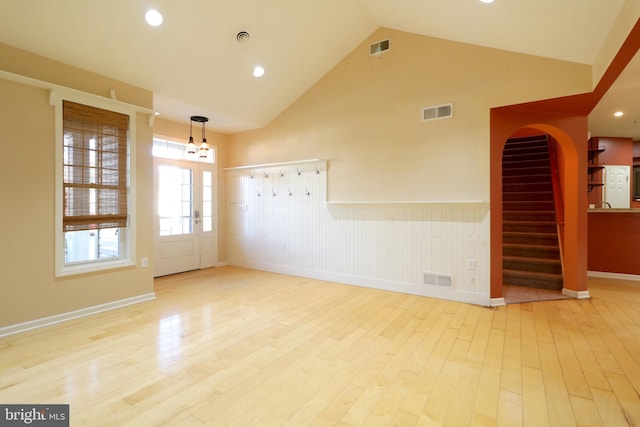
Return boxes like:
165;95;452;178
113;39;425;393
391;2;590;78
226;160;490;305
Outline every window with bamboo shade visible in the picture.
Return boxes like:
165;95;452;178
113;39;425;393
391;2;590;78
62;100;129;232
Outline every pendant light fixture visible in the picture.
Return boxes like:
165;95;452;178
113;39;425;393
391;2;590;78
186;115;210;158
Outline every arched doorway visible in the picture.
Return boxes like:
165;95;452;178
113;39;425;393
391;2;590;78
490;113;589;305
488;19;640;305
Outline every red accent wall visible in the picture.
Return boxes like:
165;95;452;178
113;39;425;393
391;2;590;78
588;212;640;274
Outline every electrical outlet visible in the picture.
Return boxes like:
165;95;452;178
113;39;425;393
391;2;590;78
466;258;477;271
141;257;149;268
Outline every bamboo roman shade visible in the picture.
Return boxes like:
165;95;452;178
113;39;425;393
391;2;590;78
62;101;129;232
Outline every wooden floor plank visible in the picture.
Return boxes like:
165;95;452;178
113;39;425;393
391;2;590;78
1;267;639;426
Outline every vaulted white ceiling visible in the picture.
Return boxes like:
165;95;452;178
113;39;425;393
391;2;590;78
0;0;631;134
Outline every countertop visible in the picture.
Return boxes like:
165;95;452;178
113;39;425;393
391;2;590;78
588;208;640;213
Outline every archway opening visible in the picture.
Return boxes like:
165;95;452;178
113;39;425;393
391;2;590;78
490;112;589;305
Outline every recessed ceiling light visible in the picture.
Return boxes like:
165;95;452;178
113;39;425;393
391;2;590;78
145;9;163;27
253;66;265;78
614;111;624;117
480;0;494;3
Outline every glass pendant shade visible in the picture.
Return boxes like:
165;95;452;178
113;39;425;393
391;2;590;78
186;115;209;157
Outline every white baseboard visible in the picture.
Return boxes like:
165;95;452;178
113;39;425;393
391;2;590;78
562;288;591;299
587;271;640;281
490;298;506;307
0;293;156;338
231;260;491;306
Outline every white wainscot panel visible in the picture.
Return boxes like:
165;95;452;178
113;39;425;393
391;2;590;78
226;162;490;306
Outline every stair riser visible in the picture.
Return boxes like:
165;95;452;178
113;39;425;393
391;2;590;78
503;271;563;290
503;166;552;177
503;202;555;212
503;152;550;163
503;159;551;169
503;234;559;246
503;191;553;201
503;212;555;222
504;139;549;150
503;182;553;193
503;174;551;184
503;222;556;233
504;258;562;274
504;245;560;259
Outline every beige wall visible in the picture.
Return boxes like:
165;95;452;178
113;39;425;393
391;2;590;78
228;28;592;202
0;45;154;328
592;0;640;86
153;118;230;263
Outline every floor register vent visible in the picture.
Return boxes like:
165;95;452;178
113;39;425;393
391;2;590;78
422;103;453;122
423;272;453;288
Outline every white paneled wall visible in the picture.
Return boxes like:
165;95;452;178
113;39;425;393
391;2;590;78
226;160;490;305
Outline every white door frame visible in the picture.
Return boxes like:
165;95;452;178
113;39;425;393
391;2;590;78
153;157;218;277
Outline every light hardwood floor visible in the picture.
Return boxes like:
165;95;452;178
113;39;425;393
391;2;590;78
1;267;639;426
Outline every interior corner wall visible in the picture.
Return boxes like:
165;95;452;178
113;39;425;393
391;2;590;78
0;48;155;329
225;27;592;304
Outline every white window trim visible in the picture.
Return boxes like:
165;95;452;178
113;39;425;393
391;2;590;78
52;89;137;277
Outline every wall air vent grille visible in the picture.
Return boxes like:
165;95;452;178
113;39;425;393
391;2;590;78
369;39;390;56
423;272;453;288
422;103;453;122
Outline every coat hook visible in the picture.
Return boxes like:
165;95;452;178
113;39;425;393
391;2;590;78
264;171;269;178
296;168;301;176
315;167;320;175
249;172;254;179
305;188;310;196
288;189;293;196
279;170;284;177
272;190;277;197
256;190;261;197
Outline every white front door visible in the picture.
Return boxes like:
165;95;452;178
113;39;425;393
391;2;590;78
153;158;217;277
603;165;630;208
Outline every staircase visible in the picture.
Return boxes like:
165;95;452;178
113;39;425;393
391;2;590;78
502;135;563;290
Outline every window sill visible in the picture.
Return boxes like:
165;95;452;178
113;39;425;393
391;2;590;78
56;258;135;278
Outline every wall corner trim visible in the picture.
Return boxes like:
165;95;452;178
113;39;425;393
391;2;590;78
0;293;156;338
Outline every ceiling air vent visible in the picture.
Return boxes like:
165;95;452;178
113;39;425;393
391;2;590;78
369;39;390;56
422;103;453;122
236;31;251;44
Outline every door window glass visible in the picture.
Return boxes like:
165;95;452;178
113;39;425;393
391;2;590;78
158;165;193;236
202;171;213;232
